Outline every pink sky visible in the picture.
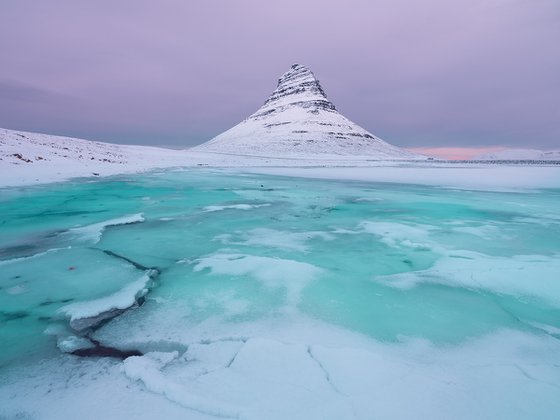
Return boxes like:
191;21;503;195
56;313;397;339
408;147;505;160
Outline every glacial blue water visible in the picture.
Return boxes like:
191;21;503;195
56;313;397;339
1;169;559;369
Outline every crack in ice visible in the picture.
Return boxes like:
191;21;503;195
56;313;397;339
306;345;345;396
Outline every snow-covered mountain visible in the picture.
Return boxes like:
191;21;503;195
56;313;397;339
194;64;422;159
475;148;560;161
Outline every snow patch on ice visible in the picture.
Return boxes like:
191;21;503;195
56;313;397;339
361;221;438;251
376;251;560;307
193;253;323;305
67;213;145;243
123;351;240;419
214;228;334;252
192;290;252;317
452;224;505;240
57;335;96;353
203;203;271;212
58;270;154;328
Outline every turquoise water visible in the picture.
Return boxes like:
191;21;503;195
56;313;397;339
1;169;559;368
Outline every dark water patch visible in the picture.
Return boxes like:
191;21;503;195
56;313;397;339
71;338;143;360
0;244;39;259
15;209;107;220
38;298;73;307
1;311;29;321
0;228;70;259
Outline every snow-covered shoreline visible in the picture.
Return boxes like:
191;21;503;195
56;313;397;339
245;165;560;191
1;127;559;190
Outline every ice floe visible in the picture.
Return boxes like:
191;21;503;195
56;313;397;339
58;270;156;330
67;213;145;244
376;250;560;306
124;351;240;419
57;335;97;353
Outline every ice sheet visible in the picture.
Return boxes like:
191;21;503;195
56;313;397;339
376;250;560;306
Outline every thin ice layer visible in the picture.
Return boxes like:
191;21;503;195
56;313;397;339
193;253;323;306
376;251;560;307
67;213;145;243
58;270;155;330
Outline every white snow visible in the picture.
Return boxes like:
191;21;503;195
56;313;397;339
475;148;560;160
0;127;195;186
193;253;323;306
2;127;559;191
245;165;560;191
214;228;334;252
67;213;145;243
202;203;270;212
361;221;437;251
57;335;96;353
192;64;424;159
3;315;559;420
123;351;241;419
58;270;154;322
376;250;560;306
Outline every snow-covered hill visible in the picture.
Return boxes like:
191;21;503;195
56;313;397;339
0;128;195;185
0;127;186;167
193;64;422;159
475;148;560;161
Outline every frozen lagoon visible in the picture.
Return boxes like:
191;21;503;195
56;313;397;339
1;167;560;419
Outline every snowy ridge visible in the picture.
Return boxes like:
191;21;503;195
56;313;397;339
474;148;560;161
193;64;422;159
0;127;195;185
0;127;186;166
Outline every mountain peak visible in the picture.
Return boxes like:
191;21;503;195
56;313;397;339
278;64;318;88
194;64;422;160
260;63;332;113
